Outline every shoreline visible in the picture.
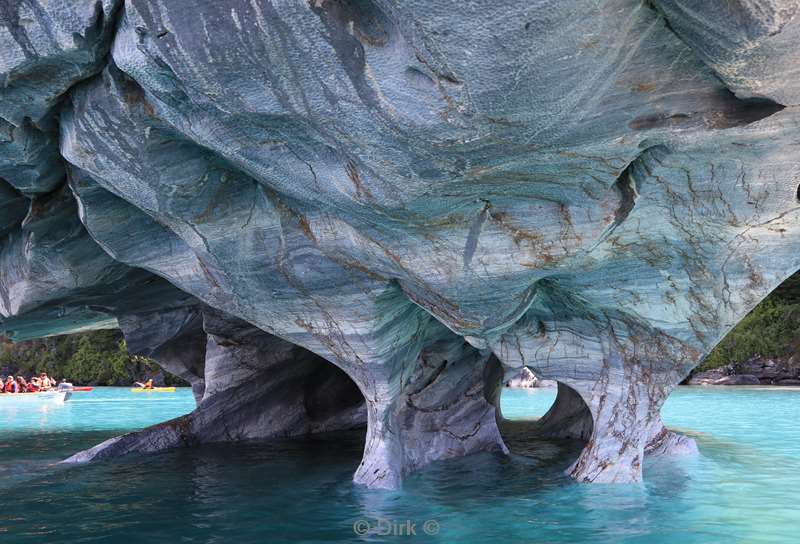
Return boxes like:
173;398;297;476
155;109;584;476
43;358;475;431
679;384;800;391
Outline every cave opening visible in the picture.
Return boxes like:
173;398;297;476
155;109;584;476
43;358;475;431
497;368;589;473
234;350;369;481
193;334;369;450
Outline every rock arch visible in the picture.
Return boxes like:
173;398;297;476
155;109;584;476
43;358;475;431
64;305;369;463
64;304;509;491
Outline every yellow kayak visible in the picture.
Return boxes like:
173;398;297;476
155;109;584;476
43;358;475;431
130;387;176;393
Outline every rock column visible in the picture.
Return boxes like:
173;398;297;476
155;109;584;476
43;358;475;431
353;339;507;489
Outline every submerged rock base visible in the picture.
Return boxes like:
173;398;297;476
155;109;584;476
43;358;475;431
354;346;507;489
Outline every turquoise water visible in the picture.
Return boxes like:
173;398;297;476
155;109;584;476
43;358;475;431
1;386;799;543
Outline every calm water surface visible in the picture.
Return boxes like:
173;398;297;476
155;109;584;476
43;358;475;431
1;386;798;543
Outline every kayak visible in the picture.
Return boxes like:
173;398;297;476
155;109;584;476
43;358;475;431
130;387;176;393
72;387;93;392
0;391;71;402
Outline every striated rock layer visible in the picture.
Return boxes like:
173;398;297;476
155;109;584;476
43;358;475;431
3;0;800;488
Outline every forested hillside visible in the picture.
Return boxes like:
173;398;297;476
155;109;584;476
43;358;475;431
0;330;186;386
698;273;800;372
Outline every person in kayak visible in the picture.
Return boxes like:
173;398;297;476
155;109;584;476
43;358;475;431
5;375;19;393
16;377;29;393
38;373;53;390
134;379;154;389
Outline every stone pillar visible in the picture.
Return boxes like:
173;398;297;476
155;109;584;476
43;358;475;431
67;308;508;490
352;339;508;489
510;378;696;481
562;361;673;483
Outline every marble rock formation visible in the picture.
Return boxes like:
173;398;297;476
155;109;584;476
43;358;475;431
505;367;540;388
504;366;556;388
2;0;800;488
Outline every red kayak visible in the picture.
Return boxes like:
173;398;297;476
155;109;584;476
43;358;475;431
71;387;93;392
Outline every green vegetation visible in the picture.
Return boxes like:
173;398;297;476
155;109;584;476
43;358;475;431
698;273;800;372
0;330;186;386
699;299;800;371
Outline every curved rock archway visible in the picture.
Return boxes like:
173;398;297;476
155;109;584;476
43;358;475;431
64;306;369;463
531;382;594;442
64;303;508;491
